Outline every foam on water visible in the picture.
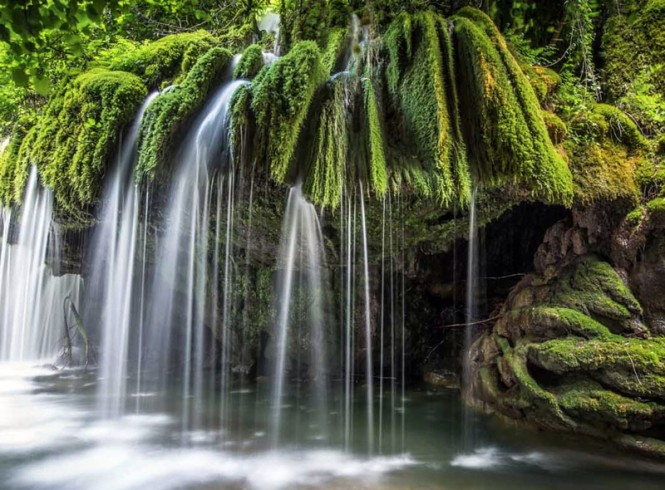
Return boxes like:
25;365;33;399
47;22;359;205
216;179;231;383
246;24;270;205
12;446;415;490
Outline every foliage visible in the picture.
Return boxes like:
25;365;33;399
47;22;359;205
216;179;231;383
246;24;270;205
137;46;233;180
602;0;665;104
0;0;120;92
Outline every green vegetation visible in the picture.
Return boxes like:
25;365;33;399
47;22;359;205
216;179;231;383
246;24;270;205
454;8;573;206
566;104;647;204
385;11;470;206
235;44;265;80
106;31;218;88
136;47;233;180
252;40;328;183
13;69;146;212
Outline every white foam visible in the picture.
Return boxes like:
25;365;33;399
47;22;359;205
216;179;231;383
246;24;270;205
13;447;415;490
451;447;502;469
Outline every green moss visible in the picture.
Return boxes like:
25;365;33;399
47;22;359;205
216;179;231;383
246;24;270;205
647;197;665;220
107;31;217;88
567;104;646;204
0;116;34;205
364;78;388;197
453;8;573;206
542;111;567;145
554;379;661;431
531;306;614;340
235;44;265;80
229;83;253;166
626;205;646;227
602;0;665;101
15;69;146;211
551;256;642;323
505;345;569;422
528;336;665;399
304;78;348;209
532;66;562;101
322;27;348;74
136;47;233;180
252;41;328;183
384;11;470;206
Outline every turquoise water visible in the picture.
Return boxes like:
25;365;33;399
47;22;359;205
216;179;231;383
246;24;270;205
1;362;664;490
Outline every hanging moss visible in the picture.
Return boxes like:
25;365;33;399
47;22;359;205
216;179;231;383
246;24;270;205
384;11;469;206
13;69;146;211
364;78;388;198
136;47;233;181
229;83;254;166
235;44;265;80
453;8;573;206
107;31;218;88
0;116;34;205
252;41;328;183
304;78;348;208
322;27;348;74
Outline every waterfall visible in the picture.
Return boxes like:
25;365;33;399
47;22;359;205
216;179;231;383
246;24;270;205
464;188;479;387
142;76;247;434
359;182;374;454
463;187;479;446
0;167;82;362
90;91;158;418
271;184;328;445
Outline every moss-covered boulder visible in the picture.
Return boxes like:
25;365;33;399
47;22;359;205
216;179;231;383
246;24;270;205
469;237;665;458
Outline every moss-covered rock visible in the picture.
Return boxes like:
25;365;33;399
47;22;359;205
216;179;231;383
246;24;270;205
469;247;665;458
107;31;218;88
136;47;233;180
566;104;647;205
14;69;146;212
235;44;265;80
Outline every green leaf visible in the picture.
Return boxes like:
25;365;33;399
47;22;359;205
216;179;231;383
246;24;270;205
33;76;51;95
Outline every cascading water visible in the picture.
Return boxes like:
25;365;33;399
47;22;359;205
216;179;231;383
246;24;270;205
142;74;247;434
463;187;479;446
271;184;329;445
89;91;158;418
0;167;82;362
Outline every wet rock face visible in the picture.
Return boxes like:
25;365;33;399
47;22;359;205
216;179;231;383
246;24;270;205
469;207;665;459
